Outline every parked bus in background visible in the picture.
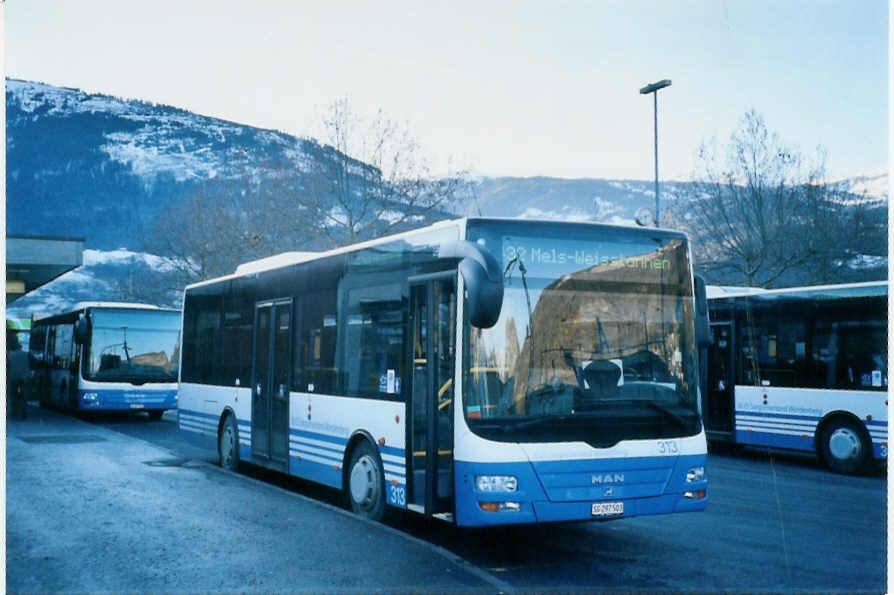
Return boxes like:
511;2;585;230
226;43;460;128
704;281;887;474
179;218;711;526
30;302;180;418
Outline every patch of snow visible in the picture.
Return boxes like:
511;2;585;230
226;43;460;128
380;210;405;224
518;207;593;223
83;248;178;273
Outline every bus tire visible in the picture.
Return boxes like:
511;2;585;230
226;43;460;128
148;410;164;421
218;413;240;471
819;417;870;475
346;441;386;521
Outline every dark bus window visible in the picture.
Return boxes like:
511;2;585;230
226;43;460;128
301;290;339;394
182;293;221;385
737;302;809;388
341;283;405;398
736;293;887;391
54;325;73;370
814;302;887;391
221;293;253;387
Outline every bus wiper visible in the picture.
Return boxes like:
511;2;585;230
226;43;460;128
576;397;690;428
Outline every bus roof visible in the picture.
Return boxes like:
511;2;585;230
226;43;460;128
33;302;178;322
705;285;767;299
186;216;690;292
707;280;887;301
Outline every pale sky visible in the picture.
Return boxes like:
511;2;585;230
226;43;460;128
5;0;889;180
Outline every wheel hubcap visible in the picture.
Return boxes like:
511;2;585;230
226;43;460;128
222;426;234;465
829;428;861;461
350;455;379;508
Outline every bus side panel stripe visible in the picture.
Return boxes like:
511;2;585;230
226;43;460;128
735;429;814;452
288;457;341;489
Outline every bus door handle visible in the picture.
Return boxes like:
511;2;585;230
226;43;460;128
276;384;287;400
256;383;262;395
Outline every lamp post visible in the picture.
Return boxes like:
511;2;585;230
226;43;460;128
639;79;672;227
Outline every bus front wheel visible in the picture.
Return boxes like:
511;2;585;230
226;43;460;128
347;441;385;521
218;413;240;471
819;418;870;475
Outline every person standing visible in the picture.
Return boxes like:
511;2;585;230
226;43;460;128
7;332;30;419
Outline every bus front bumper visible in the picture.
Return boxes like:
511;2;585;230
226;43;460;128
78;388;177;411
454;455;708;527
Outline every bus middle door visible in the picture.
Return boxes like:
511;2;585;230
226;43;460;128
408;275;456;517
251;299;292;471
706;321;735;436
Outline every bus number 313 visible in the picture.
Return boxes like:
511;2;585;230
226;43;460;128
389;485;406;506
658;441;679;455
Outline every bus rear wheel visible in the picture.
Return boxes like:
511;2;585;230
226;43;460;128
148;410;164;421
347;441;386;521
218;413;240;471
819;418;870;475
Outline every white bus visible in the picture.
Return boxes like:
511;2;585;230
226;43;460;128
178;218;710;526
705;281;887;473
30;302;180;417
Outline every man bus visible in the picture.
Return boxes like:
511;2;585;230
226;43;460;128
31;302;180;418
705;281;887;474
179;218;710;526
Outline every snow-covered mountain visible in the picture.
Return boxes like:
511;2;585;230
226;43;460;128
5;78;887;317
6;78;341;249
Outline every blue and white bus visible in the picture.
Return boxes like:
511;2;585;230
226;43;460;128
178;218;710;526
30;302;180;418
705;281;887;474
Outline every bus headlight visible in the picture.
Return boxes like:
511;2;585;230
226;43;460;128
686;466;705;483
82;392;99;403
475;475;518;492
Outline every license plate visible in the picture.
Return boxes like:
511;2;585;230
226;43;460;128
129;404;145;409
591;501;624;516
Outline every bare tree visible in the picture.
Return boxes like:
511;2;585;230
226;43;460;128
304;98;467;246
142;171;317;292
669;110;843;287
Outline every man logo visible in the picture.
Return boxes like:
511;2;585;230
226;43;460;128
591;473;625;484
603;486;614;497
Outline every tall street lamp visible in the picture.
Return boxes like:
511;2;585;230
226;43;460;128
639;79;672;227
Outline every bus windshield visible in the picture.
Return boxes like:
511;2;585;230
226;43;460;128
463;221;701;446
85;309;180;383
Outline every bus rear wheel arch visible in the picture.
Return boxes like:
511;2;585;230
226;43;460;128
344;438;386;522
817;414;871;475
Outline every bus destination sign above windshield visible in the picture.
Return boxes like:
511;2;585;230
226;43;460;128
502;236;670;277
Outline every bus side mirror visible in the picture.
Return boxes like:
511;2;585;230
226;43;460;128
694;275;711;348
438;241;504;329
74;314;89;345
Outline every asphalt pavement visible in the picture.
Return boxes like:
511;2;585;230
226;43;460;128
6;403;888;594
6;404;504;594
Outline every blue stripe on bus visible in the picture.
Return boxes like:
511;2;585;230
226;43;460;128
736;410;821;422
378;443;405;457
180;409;409;490
179;409;219;421
735;429;816;452
289;427;348;447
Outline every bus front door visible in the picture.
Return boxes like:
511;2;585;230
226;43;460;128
251;300;292;471
408;276;456;517
706;322;735;436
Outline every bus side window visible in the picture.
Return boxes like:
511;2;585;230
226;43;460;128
301;290;338;394
222;293;253;387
